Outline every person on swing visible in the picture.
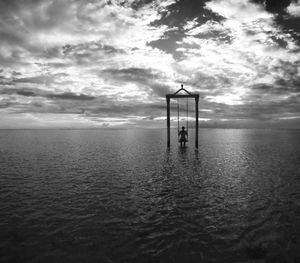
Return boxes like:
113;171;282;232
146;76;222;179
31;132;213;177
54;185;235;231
178;126;188;147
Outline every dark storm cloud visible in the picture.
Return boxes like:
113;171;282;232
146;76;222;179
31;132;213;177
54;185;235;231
149;0;223;57
191;28;232;44
0;96;99;117
0;88;36;97
62;42;125;57
250;84;289;95
59;42;126;66
23;41;125;64
252;0;300;43
269;35;289;48
277;15;300;43
87;101;165;117
118;0;154;10
46;92;95;101
152;0;221;28
251;0;292;14
5;96;164;117
193;97;300;123
46;62;69;68
101;67;157;82
16;90;37;97
0;87;95;101
14;75;54;84
101;67;172;97
231;97;299;118
12;73;69;88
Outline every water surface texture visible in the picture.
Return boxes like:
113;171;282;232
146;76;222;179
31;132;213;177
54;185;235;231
0;129;300;262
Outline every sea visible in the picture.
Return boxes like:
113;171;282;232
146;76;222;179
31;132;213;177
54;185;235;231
0;128;299;263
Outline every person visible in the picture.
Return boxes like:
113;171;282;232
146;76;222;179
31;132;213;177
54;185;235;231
178;126;188;147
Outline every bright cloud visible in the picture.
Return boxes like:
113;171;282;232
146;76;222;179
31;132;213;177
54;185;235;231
175;0;299;112
286;1;300;17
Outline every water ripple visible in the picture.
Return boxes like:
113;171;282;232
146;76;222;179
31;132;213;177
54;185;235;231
0;129;300;262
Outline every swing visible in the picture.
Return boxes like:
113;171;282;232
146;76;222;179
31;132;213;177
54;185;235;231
177;98;189;143
166;84;199;148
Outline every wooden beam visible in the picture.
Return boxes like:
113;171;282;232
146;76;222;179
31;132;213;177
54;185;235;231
166;94;199;99
166;97;170;147
195;96;199;148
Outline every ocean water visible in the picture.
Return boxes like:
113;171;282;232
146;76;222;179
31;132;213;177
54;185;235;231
0;128;299;263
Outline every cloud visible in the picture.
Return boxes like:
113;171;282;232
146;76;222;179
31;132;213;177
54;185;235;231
206;0;272;22
100;67;173;98
170;0;300;125
178;1;298;93
46;92;95;101
0;0;299;128
286;1;300;17
264;0;292;14
101;67;158;83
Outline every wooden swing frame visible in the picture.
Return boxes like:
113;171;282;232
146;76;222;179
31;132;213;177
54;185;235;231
166;84;199;148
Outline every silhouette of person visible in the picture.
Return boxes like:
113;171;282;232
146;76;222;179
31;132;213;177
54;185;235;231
178;126;188;148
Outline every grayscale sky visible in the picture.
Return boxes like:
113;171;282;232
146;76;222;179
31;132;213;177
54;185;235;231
0;0;299;129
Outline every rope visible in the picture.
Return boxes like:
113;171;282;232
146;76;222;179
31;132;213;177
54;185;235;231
186;98;188;140
177;97;189;142
177;99;179;134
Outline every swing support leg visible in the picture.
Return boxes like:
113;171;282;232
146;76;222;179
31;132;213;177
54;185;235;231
195;96;199;148
167;97;170;148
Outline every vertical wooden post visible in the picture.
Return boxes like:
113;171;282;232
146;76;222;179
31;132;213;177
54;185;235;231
195;96;199;148
166;96;170;148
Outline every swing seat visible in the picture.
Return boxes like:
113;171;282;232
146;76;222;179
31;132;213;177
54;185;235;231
178;138;188;143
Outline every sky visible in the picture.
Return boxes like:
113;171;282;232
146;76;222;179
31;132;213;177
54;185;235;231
0;0;299;129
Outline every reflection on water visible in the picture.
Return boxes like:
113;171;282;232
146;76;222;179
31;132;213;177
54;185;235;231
0;129;299;262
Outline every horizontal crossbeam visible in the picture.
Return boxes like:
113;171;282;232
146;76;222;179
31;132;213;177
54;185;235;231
166;94;199;99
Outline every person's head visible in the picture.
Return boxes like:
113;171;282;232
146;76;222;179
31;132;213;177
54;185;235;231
181;126;185;130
